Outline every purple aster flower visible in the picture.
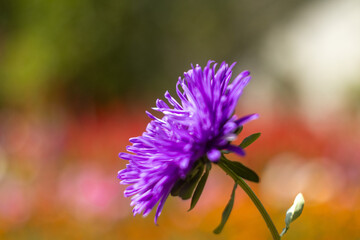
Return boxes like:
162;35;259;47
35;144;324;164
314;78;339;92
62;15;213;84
118;60;258;223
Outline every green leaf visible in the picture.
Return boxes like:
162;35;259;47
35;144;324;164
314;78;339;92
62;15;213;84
213;182;237;234
239;133;261;149
221;156;259;182
179;164;204;200
189;163;211;211
235;125;243;135
170;178;186;196
171;161;204;197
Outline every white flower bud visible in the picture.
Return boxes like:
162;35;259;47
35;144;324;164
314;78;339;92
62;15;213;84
280;193;305;237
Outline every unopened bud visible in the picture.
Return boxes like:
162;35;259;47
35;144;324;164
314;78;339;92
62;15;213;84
280;193;305;237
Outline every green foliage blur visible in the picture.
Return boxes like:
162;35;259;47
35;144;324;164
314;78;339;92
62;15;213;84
0;0;307;110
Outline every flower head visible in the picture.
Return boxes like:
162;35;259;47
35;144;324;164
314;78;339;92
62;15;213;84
118;60;258;223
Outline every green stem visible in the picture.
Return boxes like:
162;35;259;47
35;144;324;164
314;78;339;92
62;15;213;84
218;160;280;240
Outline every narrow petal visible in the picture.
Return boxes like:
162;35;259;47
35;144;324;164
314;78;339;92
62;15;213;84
154;191;171;224
225;144;246;156
235;113;259;126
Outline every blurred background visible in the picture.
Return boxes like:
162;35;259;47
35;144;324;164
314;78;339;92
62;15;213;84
0;0;359;239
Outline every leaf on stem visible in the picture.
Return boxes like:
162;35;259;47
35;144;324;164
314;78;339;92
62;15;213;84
239;133;261;149
189;163;211;211
235;125;243;135
171;161;204;198
213;182;237;234
171;161;204;200
179;165;204;200
221;156;259;182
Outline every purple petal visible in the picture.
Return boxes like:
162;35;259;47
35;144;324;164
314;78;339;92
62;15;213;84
154;191;171;225
235;113;259;126
225;144;246;156
207;149;221;162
